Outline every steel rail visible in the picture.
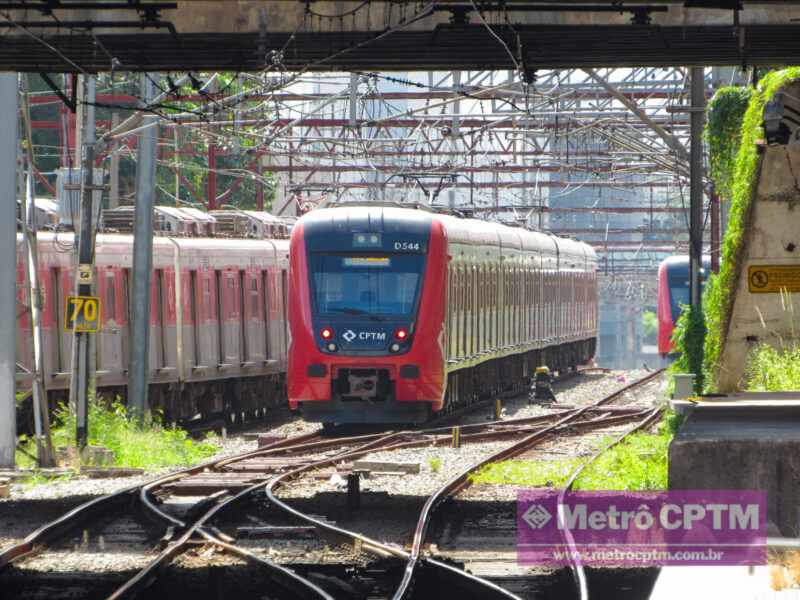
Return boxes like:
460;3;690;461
264;434;520;599
106;436;392;600
1;371;657;598
391;368;666;599
558;404;664;600
0;430;320;568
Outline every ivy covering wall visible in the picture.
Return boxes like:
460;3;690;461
702;68;800;389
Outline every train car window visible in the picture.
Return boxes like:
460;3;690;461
156;269;167;366
446;265;453;359
105;270;116;322
227;273;237;317
188;271;197;325
189;270;199;364
154;270;164;326
122;269;130;324
262;270;271;360
250;275;258;318
203;276;212;320
51;268;63;370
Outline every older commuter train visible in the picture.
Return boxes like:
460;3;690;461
16;230;290;423
287;204;599;425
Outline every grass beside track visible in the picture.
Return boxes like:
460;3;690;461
16;399;218;476
469;412;680;492
746;343;800;391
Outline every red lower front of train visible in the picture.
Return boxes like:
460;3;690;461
656;259;674;356
287;219;448;424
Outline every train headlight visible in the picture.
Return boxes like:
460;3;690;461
327;343;338;352
390;343;401;353
320;327;334;340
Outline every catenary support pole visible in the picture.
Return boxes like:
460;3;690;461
69;74;96;449
128;74;157;423
0;73;17;468
689;67;706;309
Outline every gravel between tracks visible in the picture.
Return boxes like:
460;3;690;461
282;370;663;503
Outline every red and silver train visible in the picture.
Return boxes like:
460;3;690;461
656;255;710;356
287;205;599;424
16;232;290;421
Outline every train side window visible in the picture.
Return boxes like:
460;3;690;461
250;275;259;318
262;270;271;359
121;268;130;324
203;276;211;320
105;270;116;322
227;273;237;317
281;269;289;355
51;268;63;369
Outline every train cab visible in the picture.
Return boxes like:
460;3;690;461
287;206;448;424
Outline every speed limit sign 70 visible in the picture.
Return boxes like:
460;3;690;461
65;295;101;332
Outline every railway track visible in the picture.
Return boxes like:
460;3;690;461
0;369;664;600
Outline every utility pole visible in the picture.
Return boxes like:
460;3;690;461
69;75;96;449
128;74;157;423
689;67;706;310
0;73;18;468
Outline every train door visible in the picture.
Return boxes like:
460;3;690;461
217;269;240;366
476;265;483;355
185;270;198;370
97;269;124;377
459;265;466;359
238;270;248;364
246;270;266;364
453;264;459;360
197;269;219;370
48;268;67;374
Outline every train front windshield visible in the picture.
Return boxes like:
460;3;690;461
310;254;425;318
668;268;707;318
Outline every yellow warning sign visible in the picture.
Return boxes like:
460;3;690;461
748;265;800;294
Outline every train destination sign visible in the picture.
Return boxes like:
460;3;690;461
748;265;800;294
65;295;101;332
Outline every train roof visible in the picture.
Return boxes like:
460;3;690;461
658;254;711;269
298;205;597;264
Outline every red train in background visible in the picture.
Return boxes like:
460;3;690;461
288;204;599;425
656;255;711;356
16;230;291;423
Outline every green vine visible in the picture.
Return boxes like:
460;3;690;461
705;86;753;201
703;67;800;389
670;304;706;394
